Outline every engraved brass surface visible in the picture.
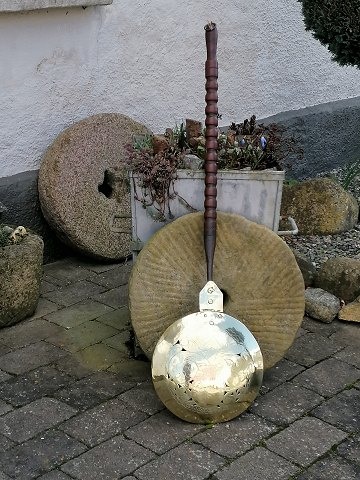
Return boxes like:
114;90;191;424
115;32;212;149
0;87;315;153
152;308;263;424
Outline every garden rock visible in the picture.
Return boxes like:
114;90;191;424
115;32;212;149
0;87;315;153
304;287;340;323
292;250;316;287
0;233;43;327
281;178;359;235
315;256;360;303
338;296;360;323
38;113;151;261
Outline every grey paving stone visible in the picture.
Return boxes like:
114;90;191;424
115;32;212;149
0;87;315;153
43;260;97;283
214;446;298;480
296;454;360;480
285;332;342;367
45;320;118;353
54;371;134;411
102;330;130;354
61;435;154;479
293;358;360;397
69;257;129;275
38;471;74;480
301;316;339;336
126;409;203;454
266;417;347;467
0;342;67;375
107;359;151;382
39;280;58;295
42;281;107;308
194;412;278;458
56;344;125;377
250;383;324;425
261;358;305;392
96;306;130;331
92;285;128;309
134;442;225;480
0;435;14;453
89;263;132;289
0;346;10;358
0;472;11;479
42;275;72;288
330;321;360;346
0;372;11;384
0;319;64;349
118;381;164;415
44;301;114;329
334;345;360;369
336;433;360;464
0;429;86;479
0;398;77;443
0;401;12;416
0;366;73;407
60;397;147;446
312;388;360;433
26;299;59;320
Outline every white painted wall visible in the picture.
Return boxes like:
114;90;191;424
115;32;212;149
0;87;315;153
1;0;360;178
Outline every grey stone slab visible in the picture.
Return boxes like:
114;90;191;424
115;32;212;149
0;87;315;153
61;435;154;479
93;285;128;309
46;321;118;353
44;301;114;329
0;472;11;480
77;259;127;274
266;417;347;467
285;332;342;367
0;346;10;358
0;435;14;453
60;397;147;446
296;455;360;480
102;330;130;354
214;446;298;480
26;299;59;319
54;371;134;411
43;261;98;283
43;275;72;288
96;306;130;331
261;358;305;392
293;358;360;397
334;345;360;369
0;372;11;384
89;263;132;289
42;281;107;308
0;342;67;375
38;471;74;480
0;366;73;407
336;433;360;464
312;388;360;433
56;344;125;377
250;383;324;425
0;319;64;349
118;381;164;415
0;401;12;416
330;322;360;347
0;429;86;479
40;281;57;295
301;316;340;336
126;409;203;454
134;442;225;480
0;398;77;443
194;413;277;458
107;359;151;382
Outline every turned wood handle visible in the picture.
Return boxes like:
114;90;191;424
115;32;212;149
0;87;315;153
204;22;218;282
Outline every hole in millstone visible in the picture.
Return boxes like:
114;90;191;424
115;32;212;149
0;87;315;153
98;170;113;198
220;289;230;308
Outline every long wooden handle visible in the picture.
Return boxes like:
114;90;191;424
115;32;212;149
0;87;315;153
204;22;218;282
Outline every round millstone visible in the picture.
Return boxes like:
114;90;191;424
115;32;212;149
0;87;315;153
38;113;151;260
129;212;305;370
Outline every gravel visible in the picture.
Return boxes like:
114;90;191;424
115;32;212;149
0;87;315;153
282;167;360;269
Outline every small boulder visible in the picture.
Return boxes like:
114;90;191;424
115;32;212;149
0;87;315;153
292;250;316;287
152;135;169;154
281;178;359;235
315;256;360;303
338;296;360;323
305;287;340;323
183;154;204;170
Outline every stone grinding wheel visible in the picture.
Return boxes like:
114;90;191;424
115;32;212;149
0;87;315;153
38;113;151;261
129;211;305;370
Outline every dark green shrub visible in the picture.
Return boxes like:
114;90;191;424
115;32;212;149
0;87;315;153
298;0;360;68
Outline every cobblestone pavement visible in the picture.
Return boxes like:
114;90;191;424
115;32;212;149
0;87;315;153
0;256;359;479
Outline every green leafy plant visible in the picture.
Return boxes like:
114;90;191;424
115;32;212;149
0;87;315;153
298;0;360;68
341;158;360;191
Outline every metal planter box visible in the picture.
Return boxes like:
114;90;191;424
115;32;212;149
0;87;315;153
130;169;285;253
